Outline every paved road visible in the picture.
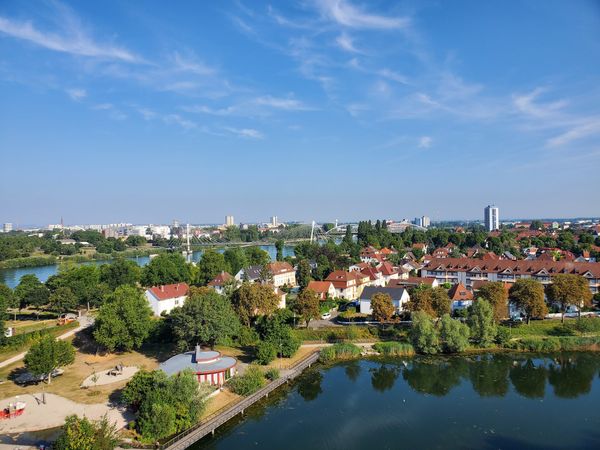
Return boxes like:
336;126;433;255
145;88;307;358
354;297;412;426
0;315;94;370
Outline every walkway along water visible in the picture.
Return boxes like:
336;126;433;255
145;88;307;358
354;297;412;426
160;351;321;450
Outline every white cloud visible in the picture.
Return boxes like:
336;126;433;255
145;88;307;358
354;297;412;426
0;15;140;62
253;95;311;111
546;119;600;147
224;127;264;139
172;52;216;76
378;68;408;85
92;103;112;110
163;114;196;130
66;88;86;101
336;33;359;53
316;0;410;30
513;88;568;118
418;136;432;148
137;108;156;120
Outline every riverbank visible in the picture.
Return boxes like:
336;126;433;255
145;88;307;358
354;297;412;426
0;247;167;270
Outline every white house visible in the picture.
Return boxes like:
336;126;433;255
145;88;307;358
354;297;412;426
268;262;296;287
358;286;410;315
145;283;189;316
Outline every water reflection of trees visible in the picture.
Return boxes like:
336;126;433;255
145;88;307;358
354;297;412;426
344;360;361;383
370;365;401;393
393;353;600;399
297;369;323;402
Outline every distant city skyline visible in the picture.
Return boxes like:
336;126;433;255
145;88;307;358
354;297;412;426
1;1;599;224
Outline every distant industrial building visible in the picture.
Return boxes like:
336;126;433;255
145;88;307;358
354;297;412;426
413;216;430;228
225;215;235;227
484;205;500;231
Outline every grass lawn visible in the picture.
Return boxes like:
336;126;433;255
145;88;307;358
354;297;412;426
505;319;575;338
7;318;58;335
262;346;320;371
0;321;80;362
201;389;242;419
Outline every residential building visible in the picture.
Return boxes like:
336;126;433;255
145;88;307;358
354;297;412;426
145;282;189;316
387;277;440;289
422;257;600;293
235;265;263;283
306;281;337;300
448;283;474;312
358;286;410;315
208;271;234;295
484;205;500;231
421;216;430;228
270;216;278;227
225;215;235;227
268;262;296;287
325;270;360;299
2;223;12;233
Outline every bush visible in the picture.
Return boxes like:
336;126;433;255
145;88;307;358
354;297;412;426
54;414;118;450
237;326;260;346
264;368;280;381
467;300;496;347
568;317;600;334
319;342;361;362
495;327;511;346
228;366;265;396
410;311;439;355
372;341;414;356
439;314;470;353
345;325;359;341
255;340;277;365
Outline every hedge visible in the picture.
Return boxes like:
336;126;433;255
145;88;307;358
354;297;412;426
372;341;415;356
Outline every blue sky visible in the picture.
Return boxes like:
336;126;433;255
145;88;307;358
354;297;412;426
1;0;599;226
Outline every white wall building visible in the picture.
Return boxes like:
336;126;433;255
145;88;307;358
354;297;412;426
484;205;500;231
145;283;189;316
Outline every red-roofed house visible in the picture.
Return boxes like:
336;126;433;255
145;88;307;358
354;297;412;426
268;262;297;287
145;282;189;316
208;271;234;295
306;281;336;300
376;261;401;284
448;283;474;312
325;270;360;299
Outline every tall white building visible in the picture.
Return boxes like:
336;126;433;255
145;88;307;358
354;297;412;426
421;216;430;228
270;216;278;227
484;205;500;231
3;223;13;233
225;215;235;227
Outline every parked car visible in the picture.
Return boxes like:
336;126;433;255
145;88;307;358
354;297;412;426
15;369;64;386
321;312;332;320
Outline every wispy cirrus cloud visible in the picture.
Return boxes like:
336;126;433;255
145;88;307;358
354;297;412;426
224;126;264;139
418;136;432;148
316;0;410;30
513;88;568;118
0;15;140;63
66;87;86;101
336;33;360;53
546;118;600;148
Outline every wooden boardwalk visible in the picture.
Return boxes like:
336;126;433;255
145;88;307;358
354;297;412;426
161;351;320;450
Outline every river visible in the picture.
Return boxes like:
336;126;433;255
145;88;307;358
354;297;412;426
0;245;295;289
193;353;600;449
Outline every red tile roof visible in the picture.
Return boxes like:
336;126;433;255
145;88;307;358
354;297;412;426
148;283;189;301
448;283;473;301
307;281;334;294
268;262;294;275
208;271;232;287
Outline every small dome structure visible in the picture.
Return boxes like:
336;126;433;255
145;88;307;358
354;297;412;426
159;345;237;386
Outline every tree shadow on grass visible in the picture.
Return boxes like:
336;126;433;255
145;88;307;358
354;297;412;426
547;325;576;337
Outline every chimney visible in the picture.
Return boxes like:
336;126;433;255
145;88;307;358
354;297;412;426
160;286;164;292
195;344;201;363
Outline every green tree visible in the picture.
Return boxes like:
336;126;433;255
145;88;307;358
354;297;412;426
54;414;118;450
296;259;312;290
244;246;271;266
223;247;249;276
47;264;102;310
125;235;147;247
14;274;49;313
99;259;141;290
256;310;300;358
440;314;470;353
24;336;75;384
93;286;153;352
169;290;240;350
509;279;548;324
142;253;192;286
293;288;320;327
468;300;497;347
49;287;77;314
410;311;440;355
430;287;451;317
546;274;593;323
196;250;229;286
407;286;450;318
477;282;509;322
122;369;166;412
0;284;12;340
370;292;395;322
275;239;284;261
255;340;278;365
231;283;280;326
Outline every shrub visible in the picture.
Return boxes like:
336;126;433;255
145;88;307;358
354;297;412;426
568;317;600;334
345;325;359;341
439;314;470;353
372;341;414;356
467;300;496;347
495;327;511;346
237;326;260;346
410;311;439;355
264;368;280;381
54;414;118;450
255;340;277;365
228;366;265;396
319;343;361;362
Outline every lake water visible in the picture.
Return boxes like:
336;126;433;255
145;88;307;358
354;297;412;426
0;245;294;289
194;353;600;449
